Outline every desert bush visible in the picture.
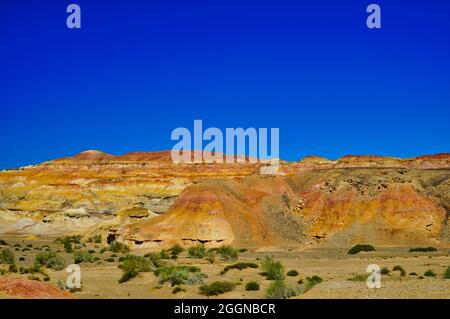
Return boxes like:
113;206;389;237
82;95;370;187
0;239;8;246
245;281;260;291
118;255;156;283
8;264;18;273
381;267;390;275
216;246;238;261
172;286;186;294
393;265;406;276
348;244;375;255
409;247;437;253
109;240;130;253
261;257;284;280
43;276;50;282
159;250;171;259
199;281;236;296
0;248;15;265
287;269;299;277
238;248;248;253
87;234;102;244
348;273;369;282
221;262;258;274
304;276;323;291
35;251;65;271
106;257;115;262
56;236;81;253
155;265;205;286
74;250;96;264
266;279;297;299
444;267;450;279
409;272;417;276
424;270;436;277
169;244;184;258
188;244;206;258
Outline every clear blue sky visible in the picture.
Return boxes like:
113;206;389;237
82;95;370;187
1;0;449;169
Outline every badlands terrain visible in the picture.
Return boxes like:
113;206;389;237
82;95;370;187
0;150;449;298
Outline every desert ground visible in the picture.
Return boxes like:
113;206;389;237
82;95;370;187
0;235;449;299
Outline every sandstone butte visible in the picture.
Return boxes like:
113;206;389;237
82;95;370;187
0;150;449;249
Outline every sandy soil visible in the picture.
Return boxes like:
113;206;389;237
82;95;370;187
0;236;449;299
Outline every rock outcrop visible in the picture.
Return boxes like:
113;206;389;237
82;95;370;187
0;151;449;248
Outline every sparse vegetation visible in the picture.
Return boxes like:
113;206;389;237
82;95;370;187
188;244;206;258
444;266;450;279
221;262;258;274
118;255;156;283
215;245;239;261
304;276;323;292
172;286;186;294
87;234;102;244
155;265;205;286
348;273;369;281
245;281;260;291
348;244;375;255
109;240;130;253
393;265;406;276
266;279;297;299
409;247;437;253
261;256;284;280
0;248;15;265
381;267;390;275
55;236;81;253
424;270;436;277
74;250;96;264
0;239;8;246
287;269;299;277
199;281;236;296
35;251;65;270
168;244;184;259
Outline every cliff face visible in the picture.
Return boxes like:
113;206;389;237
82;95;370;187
0;151;449;248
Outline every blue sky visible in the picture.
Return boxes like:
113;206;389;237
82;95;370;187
0;0;449;169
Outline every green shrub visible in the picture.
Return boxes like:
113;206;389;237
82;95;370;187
348;244;375;255
109;241;130;253
287;269;299;277
159;250;171;259
245;281;260;291
261;256;284;280
348;273;369;281
35;251;65;270
43;276;50;282
381;267;390;275
266;279;297;299
393;265;406;276
56;236;81;253
172;286;186;294
409;247;437;253
304;276;323;291
0;239;8;246
155;265;205;286
188;244;206;258
444;266;450;279
221;262;258;274
74;250;96;264
93;234;102;244
8;264;18;273
199;281;236;296
424;270;436;277
216;246;239;261
169;244;184;258
118;255;156;283
0;248;15;265
238;248;248;253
